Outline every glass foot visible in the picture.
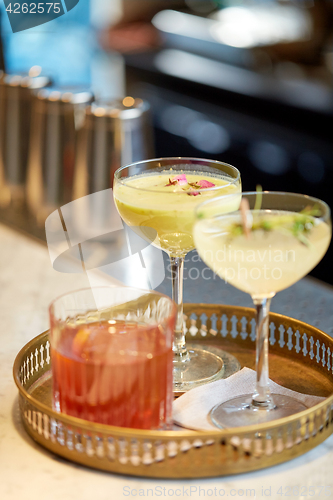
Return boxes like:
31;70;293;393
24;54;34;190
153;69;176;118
173;344;241;395
210;393;308;429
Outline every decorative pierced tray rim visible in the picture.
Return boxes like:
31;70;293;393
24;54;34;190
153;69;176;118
13;304;333;478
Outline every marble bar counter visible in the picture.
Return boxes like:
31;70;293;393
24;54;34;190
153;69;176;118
1;222;333;500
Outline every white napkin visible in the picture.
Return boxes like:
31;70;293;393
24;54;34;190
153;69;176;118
173;367;325;431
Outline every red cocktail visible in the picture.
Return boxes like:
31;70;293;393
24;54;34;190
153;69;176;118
49;287;176;429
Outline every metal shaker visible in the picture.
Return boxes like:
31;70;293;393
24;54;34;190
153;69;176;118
26;88;93;224
0;69;50;206
73;97;154;200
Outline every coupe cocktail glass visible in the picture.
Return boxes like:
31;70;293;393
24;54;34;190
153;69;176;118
194;191;331;427
114;157;241;392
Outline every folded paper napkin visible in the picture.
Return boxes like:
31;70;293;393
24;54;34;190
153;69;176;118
173;367;325;431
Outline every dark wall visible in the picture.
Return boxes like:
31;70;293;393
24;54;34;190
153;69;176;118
126;61;333;285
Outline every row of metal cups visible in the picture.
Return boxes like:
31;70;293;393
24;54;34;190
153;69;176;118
0;69;154;224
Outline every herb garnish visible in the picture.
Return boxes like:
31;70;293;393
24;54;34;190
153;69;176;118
165;178;178;187
231;190;321;247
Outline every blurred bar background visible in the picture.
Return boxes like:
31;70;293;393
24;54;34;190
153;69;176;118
0;0;332;284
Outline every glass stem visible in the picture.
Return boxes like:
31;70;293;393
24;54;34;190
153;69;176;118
169;255;189;361
252;297;275;410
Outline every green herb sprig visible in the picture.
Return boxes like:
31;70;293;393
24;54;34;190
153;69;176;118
229;187;322;246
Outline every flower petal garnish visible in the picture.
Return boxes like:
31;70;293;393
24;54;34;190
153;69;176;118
172;174;187;185
197;179;215;188
165;175;215;192
187;189;201;196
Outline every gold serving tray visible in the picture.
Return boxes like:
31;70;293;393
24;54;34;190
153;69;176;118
13;304;333;478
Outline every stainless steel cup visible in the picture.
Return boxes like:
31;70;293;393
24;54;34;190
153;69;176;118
0;70;50;206
73;97;154;200
26;88;93;223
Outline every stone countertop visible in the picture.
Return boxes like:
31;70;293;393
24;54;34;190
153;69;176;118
1;223;333;500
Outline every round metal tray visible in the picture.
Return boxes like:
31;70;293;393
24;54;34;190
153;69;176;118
13;304;333;478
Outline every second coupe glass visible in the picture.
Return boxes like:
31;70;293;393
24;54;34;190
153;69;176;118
194;191;331;427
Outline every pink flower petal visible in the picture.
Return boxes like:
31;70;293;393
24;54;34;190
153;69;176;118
188;190;200;196
197;179;215;188
172;174;187;185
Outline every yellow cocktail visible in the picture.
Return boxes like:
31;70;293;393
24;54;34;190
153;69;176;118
194;210;331;299
114;171;240;256
194;191;332;427
114;158;241;393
